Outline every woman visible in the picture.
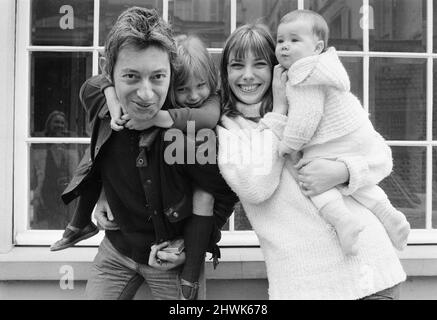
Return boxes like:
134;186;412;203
216;24;406;300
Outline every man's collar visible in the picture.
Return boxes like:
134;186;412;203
139;128;160;148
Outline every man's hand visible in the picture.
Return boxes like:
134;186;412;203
94;189;120;230
149;241;186;271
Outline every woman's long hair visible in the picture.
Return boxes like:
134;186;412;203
220;24;277;118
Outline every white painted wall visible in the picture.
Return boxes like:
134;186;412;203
0;0;15;254
0;277;436;300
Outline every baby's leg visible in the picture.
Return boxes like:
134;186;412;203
181;189;215;299
352;186;410;250
312;189;364;255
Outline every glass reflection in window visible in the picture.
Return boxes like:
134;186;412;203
369;58;426;141
237;0;298;38
169;0;231;47
433;148;437;229
31;0;93;46
29;144;88;230
369;0;426;52
340;56;363;102
380;146;426;229
305;0;363;51
30;52;92;137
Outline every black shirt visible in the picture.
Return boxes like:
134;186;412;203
98;128;155;263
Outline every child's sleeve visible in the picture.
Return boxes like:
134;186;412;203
337;139;393;196
281;84;324;151
168;94;221;132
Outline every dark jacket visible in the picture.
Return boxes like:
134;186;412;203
62;75;238;257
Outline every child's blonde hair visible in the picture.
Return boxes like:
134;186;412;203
280;9;329;52
170;35;218;108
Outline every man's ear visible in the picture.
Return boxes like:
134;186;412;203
315;40;325;54
98;57;111;81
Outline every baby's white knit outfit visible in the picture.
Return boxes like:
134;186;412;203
281;47;410;253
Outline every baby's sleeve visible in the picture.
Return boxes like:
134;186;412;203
168;94;221;132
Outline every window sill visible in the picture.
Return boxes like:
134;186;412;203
1;245;437;281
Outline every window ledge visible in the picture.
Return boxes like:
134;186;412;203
1;245;437;280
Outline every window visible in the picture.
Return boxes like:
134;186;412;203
14;0;437;247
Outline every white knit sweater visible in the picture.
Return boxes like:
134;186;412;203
282;47;369;151
217;112;406;300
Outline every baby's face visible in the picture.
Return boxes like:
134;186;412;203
276;19;322;69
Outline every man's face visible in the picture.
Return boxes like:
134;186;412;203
112;45;171;122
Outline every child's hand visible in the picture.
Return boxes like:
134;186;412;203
110;117;126;131
278;143;293;158
122;114;155;131
104;86;127;131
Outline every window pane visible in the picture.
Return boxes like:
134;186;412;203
369;0;426;52
433;60;437;139
237;0;298;37
340;56;363;102
99;0;163;46
210;52;222;74
380;146;426;229
369;58;426;141
433;148;437;228
169;0;231;47
31;0;93;46
30;52;92;138
434;2;437;52
305;0;363;51
234;202;253;231
29;144;88;230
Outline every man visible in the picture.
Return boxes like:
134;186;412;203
59;7;237;300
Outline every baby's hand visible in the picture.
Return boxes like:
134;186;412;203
278;143;293;157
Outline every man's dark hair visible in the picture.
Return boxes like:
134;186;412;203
103;7;177;83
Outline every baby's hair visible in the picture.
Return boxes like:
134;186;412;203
280;9;329;52
221;24;277;117
170;35;218;108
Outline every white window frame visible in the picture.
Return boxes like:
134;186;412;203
12;0;437;248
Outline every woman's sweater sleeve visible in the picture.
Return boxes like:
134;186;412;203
217;115;287;204
167;94;221;132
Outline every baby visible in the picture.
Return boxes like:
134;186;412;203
275;9;410;255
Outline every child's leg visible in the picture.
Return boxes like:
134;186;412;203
50;186;100;251
69;189;99;228
181;188;215;300
352;186;410;250
311;188;364;255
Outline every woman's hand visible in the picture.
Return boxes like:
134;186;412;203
272;64;288;115
295;158;350;196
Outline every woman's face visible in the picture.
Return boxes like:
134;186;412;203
227;50;271;105
50;115;66;136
